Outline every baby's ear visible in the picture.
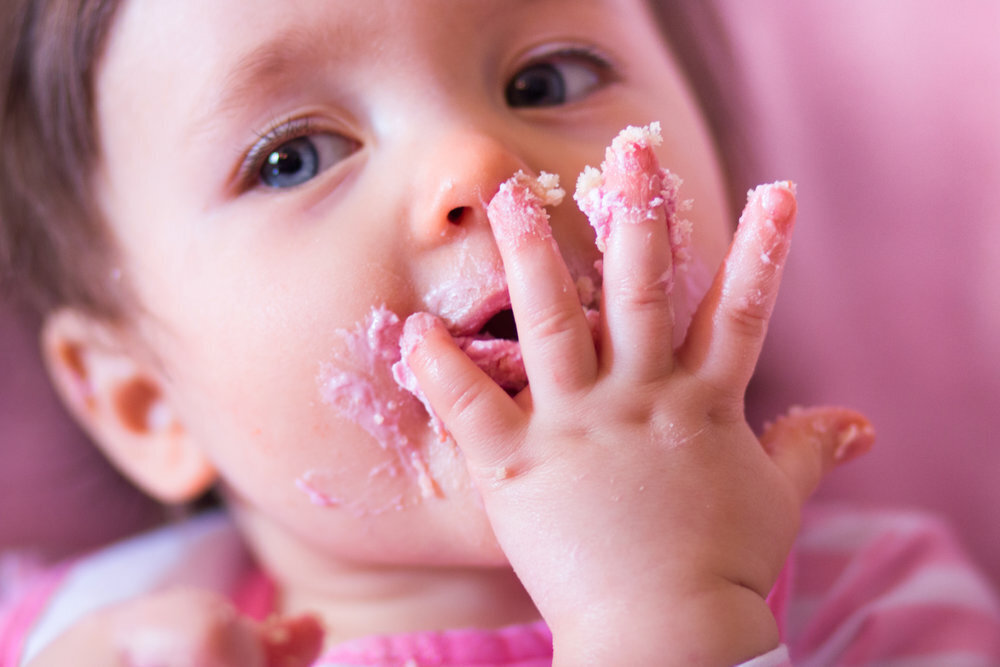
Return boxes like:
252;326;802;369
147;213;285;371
40;308;217;504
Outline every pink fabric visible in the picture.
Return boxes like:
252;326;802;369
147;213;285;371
721;1;1000;587
6;506;989;666
316;622;552;667
787;505;1000;663
0;561;72;667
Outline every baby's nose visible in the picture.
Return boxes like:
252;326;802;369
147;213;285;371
409;130;530;243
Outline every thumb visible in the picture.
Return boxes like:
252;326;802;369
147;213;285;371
400;312;523;472
759;406;875;502
258;614;325;667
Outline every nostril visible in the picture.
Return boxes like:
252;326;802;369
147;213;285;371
446;206;467;224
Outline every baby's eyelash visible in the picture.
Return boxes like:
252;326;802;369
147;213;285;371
237;117;315;188
525;44;617;76
551;45;613;68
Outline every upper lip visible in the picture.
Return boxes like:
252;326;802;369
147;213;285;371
431;273;601;340
446;285;512;338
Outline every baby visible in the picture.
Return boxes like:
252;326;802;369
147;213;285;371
2;1;999;665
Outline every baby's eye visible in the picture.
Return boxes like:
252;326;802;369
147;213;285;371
254;131;357;190
505;50;611;108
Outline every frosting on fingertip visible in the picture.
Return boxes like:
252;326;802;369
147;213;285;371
486;170;564;247
573;122;691;271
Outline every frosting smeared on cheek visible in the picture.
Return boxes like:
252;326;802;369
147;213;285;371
311;306;443;510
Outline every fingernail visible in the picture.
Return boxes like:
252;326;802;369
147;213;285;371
761;181;797;222
487;171;561;247
834;421;875;462
399;312;443;361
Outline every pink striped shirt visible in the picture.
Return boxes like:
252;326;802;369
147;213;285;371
2;504;998;666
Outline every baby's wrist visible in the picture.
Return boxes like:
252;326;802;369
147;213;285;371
550;581;779;666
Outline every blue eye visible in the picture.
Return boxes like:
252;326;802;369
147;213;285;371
255;131;357;189
260;137;318;188
505;50;611;108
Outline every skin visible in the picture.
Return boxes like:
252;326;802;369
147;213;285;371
34;0;874;664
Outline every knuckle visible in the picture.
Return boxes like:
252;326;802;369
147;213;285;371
523;303;581;342
444;376;491;424
617;278;672;313
720;295;771;340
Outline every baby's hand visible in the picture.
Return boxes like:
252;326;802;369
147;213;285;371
26;587;323;667
404;175;872;664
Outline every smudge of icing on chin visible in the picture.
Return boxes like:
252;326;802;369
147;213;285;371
312;305;443;510
295;468;408;517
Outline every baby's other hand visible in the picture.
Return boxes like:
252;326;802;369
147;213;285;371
405;178;873;664
25;587;323;667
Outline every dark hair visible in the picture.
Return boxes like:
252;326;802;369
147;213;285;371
0;0;751;320
0;0;125;319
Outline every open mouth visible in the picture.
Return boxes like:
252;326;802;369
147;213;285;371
453;296;600;396
455;307;526;395
478;308;518;341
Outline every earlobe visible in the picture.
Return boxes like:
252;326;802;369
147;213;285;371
40;309;217;504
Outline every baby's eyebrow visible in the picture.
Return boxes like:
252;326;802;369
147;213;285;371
196;24;356;128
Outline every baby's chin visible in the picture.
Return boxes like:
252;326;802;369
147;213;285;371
278;470;513;574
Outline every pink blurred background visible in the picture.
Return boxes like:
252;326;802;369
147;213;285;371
2;2;999;585
727;1;1000;583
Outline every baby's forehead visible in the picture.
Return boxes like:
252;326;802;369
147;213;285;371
105;0;656;71
99;0;663;127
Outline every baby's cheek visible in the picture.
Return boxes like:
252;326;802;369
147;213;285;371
302;305;448;516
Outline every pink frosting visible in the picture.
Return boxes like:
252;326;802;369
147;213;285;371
485;170;564;248
312;306;442;509
392;312;450;442
728;181;798;313
573;122;691;277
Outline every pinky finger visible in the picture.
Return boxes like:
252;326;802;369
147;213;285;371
760;406;875;503
681;182;797;393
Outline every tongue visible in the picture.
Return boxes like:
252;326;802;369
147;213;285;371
454;336;526;393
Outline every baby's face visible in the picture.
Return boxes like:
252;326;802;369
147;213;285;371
94;0;731;567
